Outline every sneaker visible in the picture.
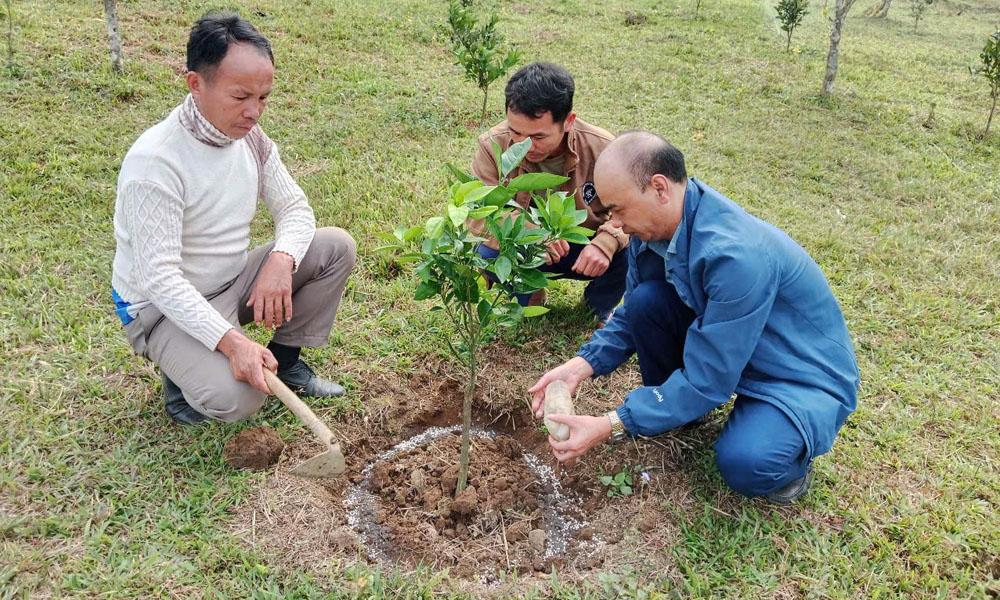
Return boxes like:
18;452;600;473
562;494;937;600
162;374;208;425
277;359;345;398
764;463;813;505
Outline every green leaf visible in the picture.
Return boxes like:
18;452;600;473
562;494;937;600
448;204;469;227
518;269;549;290
480;186;517;208
507;172;569;192
566;226;595;237
600;476;613;486
516;231;546;245
396;252;426;264
546;194;564;226
452;180;483;205
477;299;492;324
445;162;475;184
467;206;498;219
562;233;591;245
621;485;632;496
522;305;549;317
501;138;532;177
393;225;407;241
414;281;439;301
463;185;497;205
425;216;446;240
373;244;402;253
491;137;503;180
402;226;424;242
493;256;512;282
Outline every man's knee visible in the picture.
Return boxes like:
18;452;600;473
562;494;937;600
714;437;799;497
189;378;266;423
628;280;671;323
313;226;357;267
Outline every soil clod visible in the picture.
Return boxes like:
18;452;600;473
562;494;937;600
222;426;284;470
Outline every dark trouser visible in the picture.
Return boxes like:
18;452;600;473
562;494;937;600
627;279;810;497
476;242;627;315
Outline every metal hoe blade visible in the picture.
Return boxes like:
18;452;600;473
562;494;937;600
289;444;346;478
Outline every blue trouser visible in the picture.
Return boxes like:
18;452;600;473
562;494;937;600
628;279;810;497
476;242;627;315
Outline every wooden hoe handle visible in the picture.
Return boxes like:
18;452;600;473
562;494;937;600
262;369;340;450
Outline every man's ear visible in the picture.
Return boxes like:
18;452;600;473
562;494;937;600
562;112;577;132
651;174;672;204
186;71;202;96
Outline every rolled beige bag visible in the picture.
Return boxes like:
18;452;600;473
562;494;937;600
543;380;575;441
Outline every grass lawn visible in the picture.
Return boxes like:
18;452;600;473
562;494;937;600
2;0;999;597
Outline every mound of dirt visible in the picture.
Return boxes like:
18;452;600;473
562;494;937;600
222;426;285;470
367;433;561;576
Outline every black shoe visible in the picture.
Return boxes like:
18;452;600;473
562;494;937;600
163;374;208;425
764;463;813;505
277;359;345;398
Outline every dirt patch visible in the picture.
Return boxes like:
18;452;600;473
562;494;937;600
361;433;572;578
229;342;717;595
223;426;285;470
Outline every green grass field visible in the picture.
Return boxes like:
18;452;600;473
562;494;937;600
2;0;999;597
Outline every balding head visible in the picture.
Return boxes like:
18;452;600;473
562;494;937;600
594;130;688;242
601;130;687;190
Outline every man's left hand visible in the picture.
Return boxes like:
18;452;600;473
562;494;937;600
247;251;295;329
571;245;611;278
547;413;613;462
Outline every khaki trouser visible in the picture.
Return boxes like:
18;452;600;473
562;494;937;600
125;227;357;422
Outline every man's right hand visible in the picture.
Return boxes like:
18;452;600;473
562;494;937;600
544;239;571;265
216;329;278;394
527;356;595;418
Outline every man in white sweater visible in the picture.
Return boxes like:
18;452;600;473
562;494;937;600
112;13;356;424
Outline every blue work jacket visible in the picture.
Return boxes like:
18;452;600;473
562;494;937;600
578;178;860;459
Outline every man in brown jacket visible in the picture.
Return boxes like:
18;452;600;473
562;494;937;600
470;62;628;326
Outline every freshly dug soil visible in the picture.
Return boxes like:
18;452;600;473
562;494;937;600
222;426;285;470
367;433;558;576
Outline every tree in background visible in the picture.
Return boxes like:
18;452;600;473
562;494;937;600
447;1;520;129
821;0;858;95
865;0;892;18
776;0;809;52
970;31;1000;137
380;140;593;496
103;0;123;73
910;0;932;32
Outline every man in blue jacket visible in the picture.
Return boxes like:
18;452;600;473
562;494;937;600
529;130;859;504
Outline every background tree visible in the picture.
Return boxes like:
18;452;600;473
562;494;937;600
4;0;13;69
821;0;859;95
776;0;809;52
447;1;520;129
864;0;892;18
380;139;593;496
970;31;1000;137
103;0;123;73
909;0;931;32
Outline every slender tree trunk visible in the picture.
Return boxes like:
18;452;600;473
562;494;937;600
480;86;488;130
786;30;793;52
5;0;13;64
986;92;997;137
455;351;476;495
103;0;123;73
822;0;857;96
865;0;892;18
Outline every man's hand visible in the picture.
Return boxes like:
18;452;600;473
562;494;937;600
547;414;613;462
544;239;570;265
216;329;278;394
527;356;595;418
247;251;294;329
571;244;611;278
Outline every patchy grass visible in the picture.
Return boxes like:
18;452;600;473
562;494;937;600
2;0;999;597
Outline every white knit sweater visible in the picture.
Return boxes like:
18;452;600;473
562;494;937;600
112;95;316;350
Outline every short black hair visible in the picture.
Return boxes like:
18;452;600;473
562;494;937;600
186;12;273;77
504;62;574;122
617;130;687;188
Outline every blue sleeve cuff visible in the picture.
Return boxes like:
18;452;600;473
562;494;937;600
616;404;637;437
577;347;611;377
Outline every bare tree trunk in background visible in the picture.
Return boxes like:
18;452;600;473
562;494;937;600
103;0;123;73
865;0;892;18
5;0;13;65
822;0;858;96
